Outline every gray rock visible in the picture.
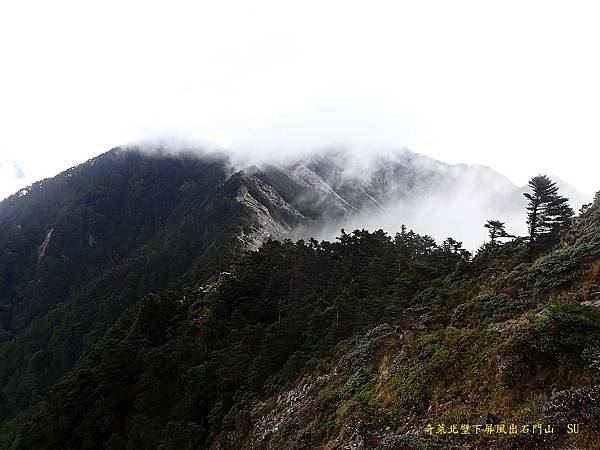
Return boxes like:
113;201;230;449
582;299;600;308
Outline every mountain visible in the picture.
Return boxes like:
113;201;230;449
0;145;597;449
252;148;590;249
260;150;530;248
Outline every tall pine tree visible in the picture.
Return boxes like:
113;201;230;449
524;175;573;260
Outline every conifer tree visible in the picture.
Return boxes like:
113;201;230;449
523;175;574;260
484;220;508;246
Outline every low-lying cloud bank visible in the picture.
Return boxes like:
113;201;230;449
131;136;593;251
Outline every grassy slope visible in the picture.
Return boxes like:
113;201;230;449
235;205;600;450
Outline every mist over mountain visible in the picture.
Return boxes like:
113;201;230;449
264;148;529;250
2;144;591;251
140;142;591;250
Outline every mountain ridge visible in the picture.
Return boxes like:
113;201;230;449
0;145;596;449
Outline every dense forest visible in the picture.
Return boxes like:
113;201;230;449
0;149;599;449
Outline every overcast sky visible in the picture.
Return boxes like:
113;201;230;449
1;0;600;200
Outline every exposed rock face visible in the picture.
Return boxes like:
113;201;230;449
37;228;53;262
235;175;304;250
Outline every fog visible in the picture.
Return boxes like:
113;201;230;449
279;148;532;251
3;1;600;205
295;179;528;252
127;128;590;251
3;103;593;252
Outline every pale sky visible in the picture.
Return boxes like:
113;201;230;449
1;0;600;200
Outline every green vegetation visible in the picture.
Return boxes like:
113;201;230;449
0;162;599;450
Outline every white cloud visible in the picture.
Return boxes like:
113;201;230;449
1;0;600;201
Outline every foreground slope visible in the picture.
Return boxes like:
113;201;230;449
240;198;600;450
2;195;599;449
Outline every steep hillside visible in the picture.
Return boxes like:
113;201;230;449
0;148;228;334
2;195;599;449
0;148;305;422
241;203;600;450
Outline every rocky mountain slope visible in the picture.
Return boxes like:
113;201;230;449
0;145;596;449
239;203;600;449
257;149;589;248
